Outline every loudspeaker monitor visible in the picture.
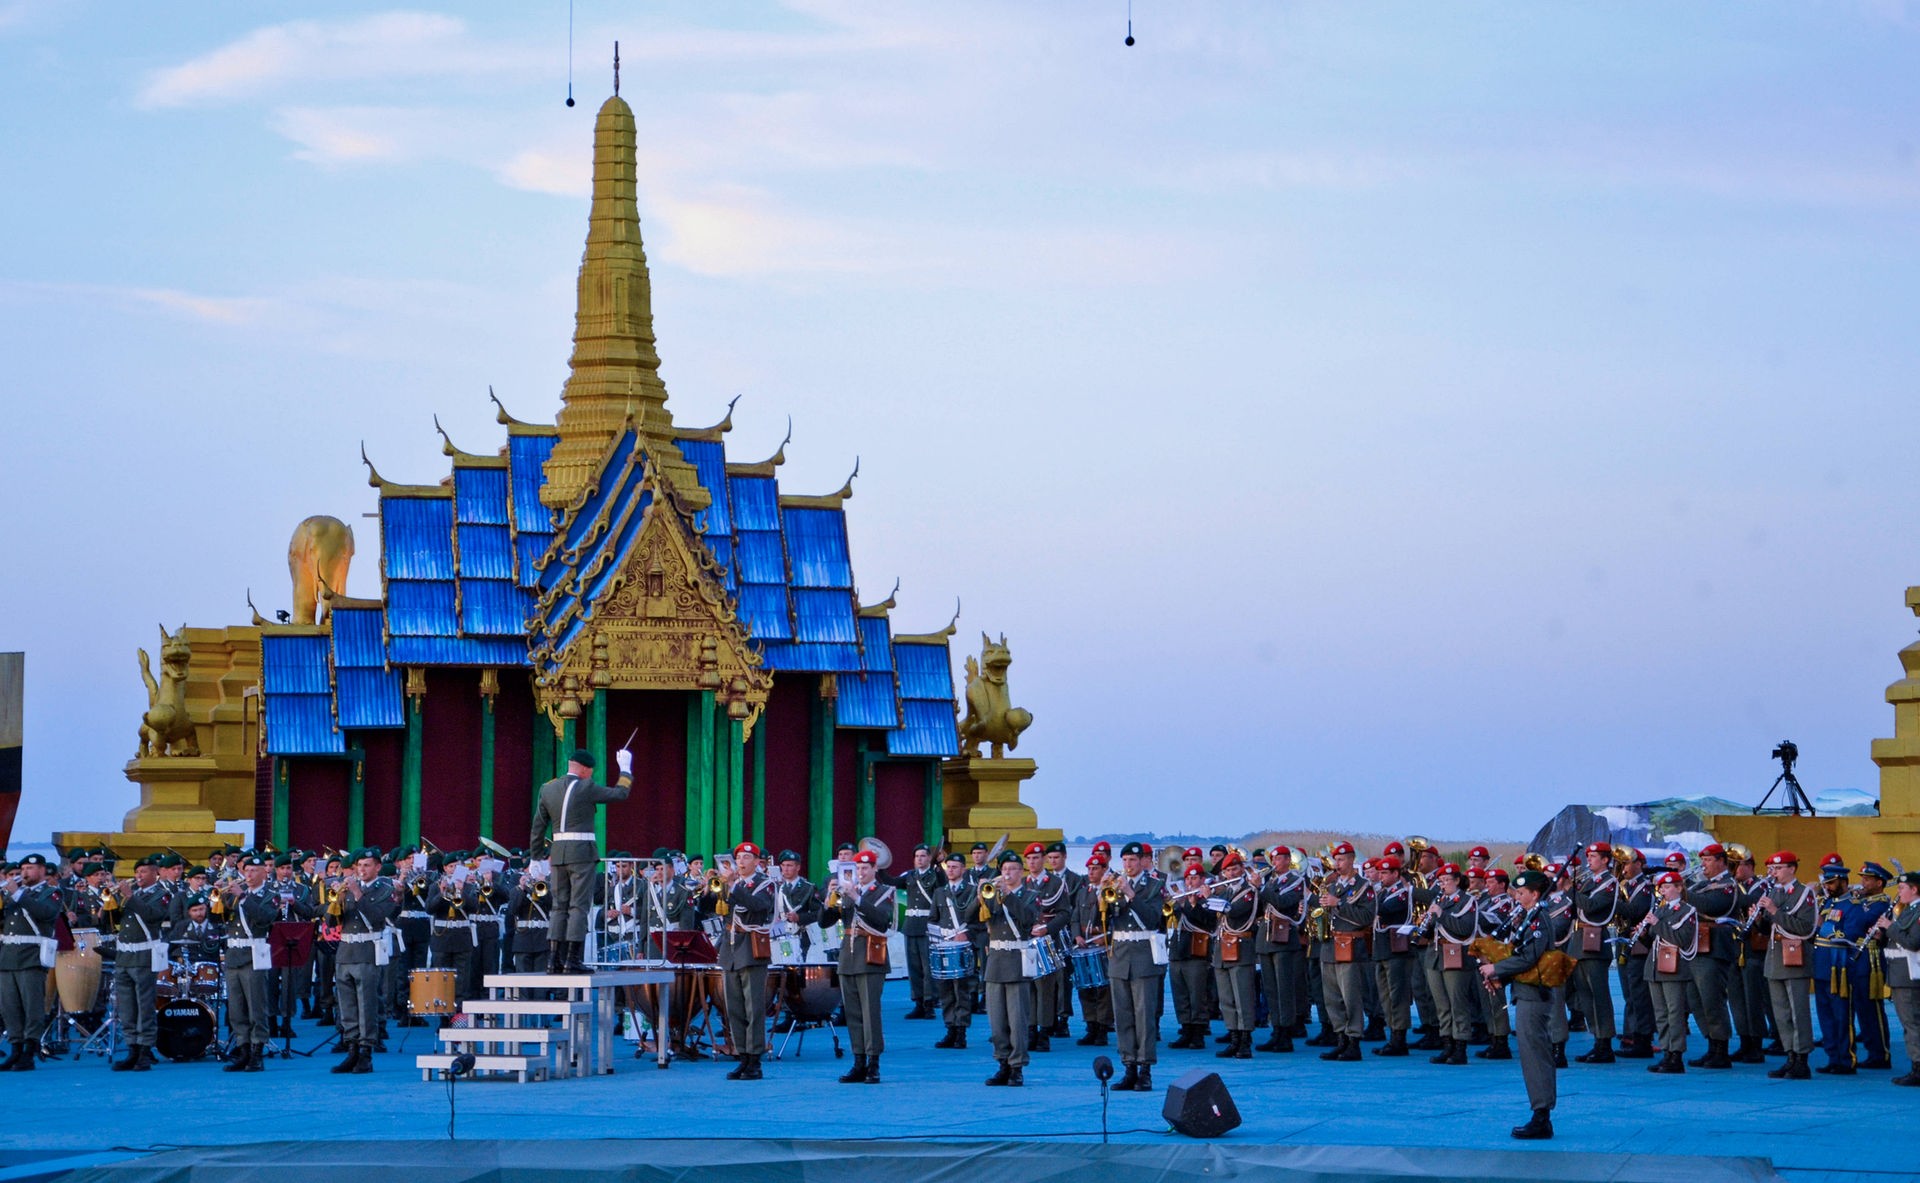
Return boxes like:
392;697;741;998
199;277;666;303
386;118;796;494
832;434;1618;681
1161;1068;1241;1138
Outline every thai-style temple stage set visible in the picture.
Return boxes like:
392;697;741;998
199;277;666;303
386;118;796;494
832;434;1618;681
51;87;1060;868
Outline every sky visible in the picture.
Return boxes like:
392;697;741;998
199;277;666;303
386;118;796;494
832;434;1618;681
3;1;1919;847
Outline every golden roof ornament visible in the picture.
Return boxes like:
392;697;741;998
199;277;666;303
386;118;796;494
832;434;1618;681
138;625;200;759
960;632;1033;759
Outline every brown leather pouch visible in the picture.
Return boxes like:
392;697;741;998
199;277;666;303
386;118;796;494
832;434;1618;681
1697;918;1716;951
1580;923;1605;954
1266;915;1292;944
1333;932;1366;963
1188;932;1210;959
1388;930;1410;955
865;935;887;966
749;930;771;960
1221;931;1244;963
1656;943;1679;975
1779;936;1805;968
1747;927;1769;954
1443;942;1465;972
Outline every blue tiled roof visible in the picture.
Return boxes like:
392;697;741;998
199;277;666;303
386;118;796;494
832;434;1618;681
837;615;900;729
508;435;557;590
382;497;456;581
736;583;793;642
387;580;458;637
261;633;344;755
857;616;894;672
329;606;402;730
389;635;529;666
887;639;960;757
454;466;509;525
759;642;863;672
782;507;853;589
677;437;733;537
460;579;533;636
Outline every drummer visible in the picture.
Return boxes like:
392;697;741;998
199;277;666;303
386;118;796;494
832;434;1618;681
1;853;62;1071
930;850;979;1049
1068;852;1116;1047
171;894;223;963
221;854;280;1072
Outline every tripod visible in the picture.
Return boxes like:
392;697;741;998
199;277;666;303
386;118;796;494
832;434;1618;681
1753;751;1817;816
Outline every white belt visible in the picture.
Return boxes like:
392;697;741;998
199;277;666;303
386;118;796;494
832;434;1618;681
989;939;1029;952
906;909;932;917
339;932;384;944
400;911;430;920
116;939;159;953
518;919;548;929
1113;931;1154;943
554;832;595;843
433;919;474;928
1;934;44;945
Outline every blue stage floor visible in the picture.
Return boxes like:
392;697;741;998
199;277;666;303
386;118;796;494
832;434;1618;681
6;989;1912;1183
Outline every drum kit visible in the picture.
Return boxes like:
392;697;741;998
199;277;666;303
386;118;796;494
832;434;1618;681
39;934;232;1062
408;967;459;1018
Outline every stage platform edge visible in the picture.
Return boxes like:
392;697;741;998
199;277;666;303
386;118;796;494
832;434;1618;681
56;1138;1785;1183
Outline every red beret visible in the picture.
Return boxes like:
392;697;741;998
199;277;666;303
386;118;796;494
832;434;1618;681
1664;851;1687;866
1821;853;1844;868
1699;843;1726;858
1330;841;1355;857
1585;842;1612;856
1378;856;1403;873
1086;855;1108;868
733;842;761;858
1767;851;1798;867
1184;866;1205;880
1468;846;1491;859
1023;843;1046;857
1465;867;1488;880
1183;846;1203;860
1091;841;1112;855
1437;862;1463;879
1513;853;1529;867
1140;843;1154;857
854;850;877;866
1220;852;1244;870
1655;870;1684;886
1382;841;1405;857
1489;868;1510;883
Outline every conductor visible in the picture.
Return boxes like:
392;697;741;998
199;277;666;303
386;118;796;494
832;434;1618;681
530;746;633;973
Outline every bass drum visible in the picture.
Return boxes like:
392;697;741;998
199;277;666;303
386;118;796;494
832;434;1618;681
155;998;216;1062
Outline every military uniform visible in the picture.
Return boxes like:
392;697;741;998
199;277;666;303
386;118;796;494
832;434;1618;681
819;863;894;1082
112;872;177;1070
1104;860;1165;1087
1683;858;1739;1067
929;868;979;1044
1423;876;1480;1063
0;863;61;1068
507;880;553;972
1568;850;1619;1061
1644;887;1699;1072
268;869;318;1037
883;855;942;1019
469;871;507;990
1066;867;1115;1046
331;863;398;1073
1316;856;1376;1061
1025;864;1072;1049
529;751;633;970
1761;856;1817;1078
390;870;432;1026
1209;867;1260;1059
1728;870;1772;1060
701;848;776;1078
221;874;282;1070
1848;864;1895;1069
1613;867;1656;1057
1811;863;1865;1072
1167;883;1217;1048
1369;867;1418;1057
1254;861;1307;1052
1880;874;1920;1085
425;874;481;1009
1486;874;1559;1139
978;868;1038;1084
1474;880;1517;1059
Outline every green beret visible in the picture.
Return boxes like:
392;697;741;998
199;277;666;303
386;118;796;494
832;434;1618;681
66;847;89;861
569;747;596;769
80;862;105;876
380;861;397;876
996;850;1023;867
1513;869;1553;895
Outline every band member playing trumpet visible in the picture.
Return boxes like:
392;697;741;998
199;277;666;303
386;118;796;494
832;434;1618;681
507;869;553;973
1877;870;1920;1087
881;844;942;1021
1210;850;1260;1061
111;855;176;1072
930;851;979;1048
1316;841;1376;1063
424;859;481;1019
1645;868;1699;1075
1422;862;1480;1065
979;850;1039;1086
0;854;60;1071
819;849;895;1083
1166;864;1217;1050
331;848;397;1075
1106;842;1165;1090
1758;850;1816;1079
1254;846;1308;1054
221;855;281;1072
702;841;776;1081
1480;868;1559;1140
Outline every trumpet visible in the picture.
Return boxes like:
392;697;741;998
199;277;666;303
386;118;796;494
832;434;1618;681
707;871;731;916
977;880;1000;922
528;879;550;903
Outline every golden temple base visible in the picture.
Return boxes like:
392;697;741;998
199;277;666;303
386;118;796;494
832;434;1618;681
941;756;1062;849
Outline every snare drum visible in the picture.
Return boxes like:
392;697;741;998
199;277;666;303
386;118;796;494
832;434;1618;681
189;962;224;1000
409;967;459;1016
1069;946;1110;990
929;940;975;980
154;961;185;999
1022;936;1061;980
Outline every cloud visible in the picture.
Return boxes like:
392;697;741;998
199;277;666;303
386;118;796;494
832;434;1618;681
0;281;277;325
136;12;540;109
272;107;421;165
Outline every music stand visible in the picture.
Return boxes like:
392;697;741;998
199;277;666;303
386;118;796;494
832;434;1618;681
648;931;717;965
266;922;316;1059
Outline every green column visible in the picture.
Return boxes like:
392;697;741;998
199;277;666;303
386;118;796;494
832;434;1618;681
589;690;607;849
807;686;836;876
271;758;290;851
687;691;715;859
727;715;745;846
401;688;423;847
478;686;497;843
531;709;554;822
854;735;875;843
347;740;366;850
750;728;767;849
559;716;576;778
923;761;943;850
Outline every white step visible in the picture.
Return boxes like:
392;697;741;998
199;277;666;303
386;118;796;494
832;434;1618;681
464;999;594;1017
416;1052;550;1083
438;1028;569;1047
483;970;672;990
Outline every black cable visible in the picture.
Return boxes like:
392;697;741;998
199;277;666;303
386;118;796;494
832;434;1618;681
565;0;575;106
445;1069;456;1140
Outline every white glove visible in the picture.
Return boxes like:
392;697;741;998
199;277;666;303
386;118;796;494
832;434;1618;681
615;748;633;775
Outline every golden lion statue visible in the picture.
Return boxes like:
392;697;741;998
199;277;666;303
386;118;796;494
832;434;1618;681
138;624;200;758
959;632;1033;758
289;515;354;625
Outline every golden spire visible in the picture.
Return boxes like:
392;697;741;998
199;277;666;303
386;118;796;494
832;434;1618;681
541;73;707;510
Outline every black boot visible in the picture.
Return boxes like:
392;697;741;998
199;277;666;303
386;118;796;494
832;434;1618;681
1787;1053;1812;1080
223;1044;252;1073
1233;1031;1253;1059
1699;1038;1732;1069
1134;1066;1152;1091
740;1053;763;1080
1649;1050;1684;1074
863;1054;881;1083
1891;1068;1920;1087
1305;1024;1337;1048
1478;1035;1512;1060
1468;1021;1490;1045
1030;1030;1051;1053
1429;1037;1455;1065
131;1045;154;1072
1817;1055;1856;1075
1113;1063;1140;1092
952;1029;967;1049
1551;1040;1568;1069
1077;1024;1107;1047
546;941;564;973
1510;1109;1554;1140
727;1053;753;1080
350;1043;374;1073
1767;1051;1794;1079
1216;1030;1240;1059
1319;1034;1349;1061
1445;1039;1468;1066
1052;1018;1071;1039
1411;1030;1446;1051
1361;1017;1385;1042
1006;1065;1024;1086
986;1060;1013;1086
330;1042;359;1074
839;1054;869;1084
1617;1034;1654;1059
0;1043;24;1072
1735;1038;1767;1064
245;1044;266;1071
1372;1029;1408;1057
1258;1029;1293;1053
1576;1037;1614;1064
1334;1034;1362;1061
935;1028;961;1049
